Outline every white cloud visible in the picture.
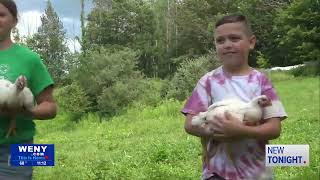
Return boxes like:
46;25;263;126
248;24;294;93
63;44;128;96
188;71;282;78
16;10;43;37
66;38;81;53
61;17;74;24
61;17;81;38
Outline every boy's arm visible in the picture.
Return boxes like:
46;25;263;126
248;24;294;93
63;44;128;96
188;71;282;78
211;112;281;141
184;114;213;138
240;118;281;140
31;86;57;120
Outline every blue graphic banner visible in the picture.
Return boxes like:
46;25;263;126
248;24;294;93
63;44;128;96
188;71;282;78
10;144;54;166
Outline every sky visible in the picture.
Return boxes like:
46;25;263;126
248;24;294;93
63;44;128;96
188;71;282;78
15;0;93;52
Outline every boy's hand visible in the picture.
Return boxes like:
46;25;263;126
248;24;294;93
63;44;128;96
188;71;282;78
211;111;246;138
243;120;259;126
212;133;240;142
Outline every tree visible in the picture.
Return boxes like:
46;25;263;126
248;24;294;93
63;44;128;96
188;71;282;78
12;27;21;43
164;52;219;101
82;0;160;77
83;0;154;50
26;0;70;85
80;0;85;39
233;0;289;66
72;47;145;115
269;0;320;66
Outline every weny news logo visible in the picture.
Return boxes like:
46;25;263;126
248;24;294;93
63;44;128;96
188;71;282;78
10;144;54;166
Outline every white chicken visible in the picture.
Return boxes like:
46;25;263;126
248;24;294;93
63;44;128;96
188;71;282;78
191;95;271;166
192;95;271;128
0;76;35;138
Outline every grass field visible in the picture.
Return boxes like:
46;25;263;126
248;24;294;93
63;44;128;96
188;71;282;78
33;77;319;180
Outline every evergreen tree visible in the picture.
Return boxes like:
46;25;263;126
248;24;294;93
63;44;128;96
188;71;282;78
26;0;70;85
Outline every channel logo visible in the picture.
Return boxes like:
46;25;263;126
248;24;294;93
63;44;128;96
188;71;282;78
10;144;54;166
265;145;309;166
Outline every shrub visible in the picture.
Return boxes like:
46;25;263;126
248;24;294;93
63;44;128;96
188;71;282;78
54;82;90;121
97;79;141;116
72;47;145;115
164;53;219;101
256;51;270;69
133;78;164;107
290;62;320;77
97;78;164;116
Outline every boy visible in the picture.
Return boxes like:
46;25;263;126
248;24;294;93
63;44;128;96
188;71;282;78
182;15;287;180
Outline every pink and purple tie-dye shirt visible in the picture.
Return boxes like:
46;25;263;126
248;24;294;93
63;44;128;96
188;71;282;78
182;66;287;180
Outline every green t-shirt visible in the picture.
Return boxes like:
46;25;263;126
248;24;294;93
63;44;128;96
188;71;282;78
0;43;54;144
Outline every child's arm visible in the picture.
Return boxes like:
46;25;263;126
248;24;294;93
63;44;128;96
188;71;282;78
31;86;57;120
211;112;281;141
184;114;213;138
240;118;281;140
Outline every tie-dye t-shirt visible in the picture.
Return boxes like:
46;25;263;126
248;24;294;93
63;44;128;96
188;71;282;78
182;66;287;180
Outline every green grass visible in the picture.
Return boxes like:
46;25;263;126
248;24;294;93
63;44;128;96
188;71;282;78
271;77;319;180
33;77;319;180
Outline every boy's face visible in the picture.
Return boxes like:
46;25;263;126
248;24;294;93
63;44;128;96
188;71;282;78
214;22;256;67
0;4;16;40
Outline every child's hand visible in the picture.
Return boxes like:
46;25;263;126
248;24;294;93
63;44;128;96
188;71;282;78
212;133;242;142
243;120;259;126
0;105;13;117
212;111;246;138
0;105;32;118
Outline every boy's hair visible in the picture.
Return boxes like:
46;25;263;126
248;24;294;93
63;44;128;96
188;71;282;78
215;15;253;36
0;0;18;22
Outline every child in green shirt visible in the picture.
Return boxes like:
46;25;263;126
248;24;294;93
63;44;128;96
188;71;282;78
0;1;57;179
